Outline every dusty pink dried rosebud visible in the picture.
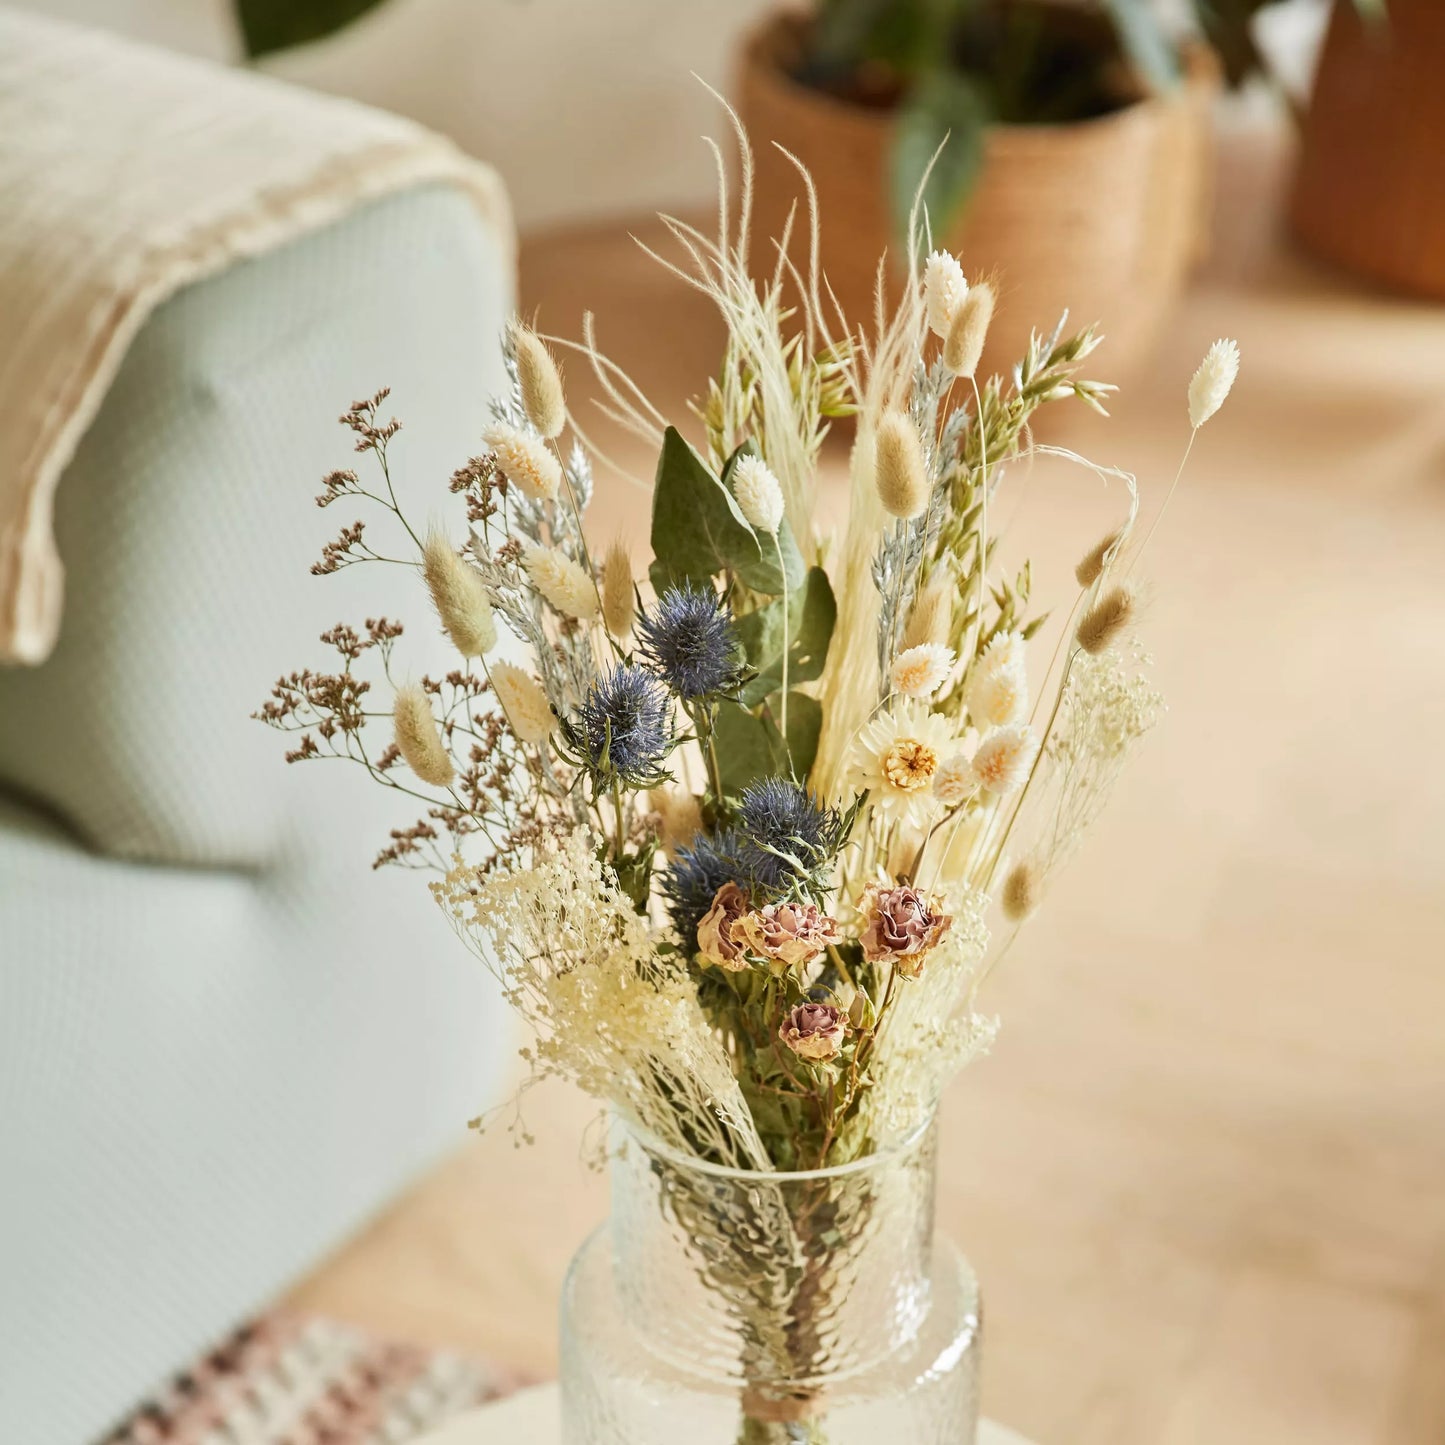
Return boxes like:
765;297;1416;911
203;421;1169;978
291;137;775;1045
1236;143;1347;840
859;884;952;978
696;881;751;971
778;1002;847;1062
734;901;842;973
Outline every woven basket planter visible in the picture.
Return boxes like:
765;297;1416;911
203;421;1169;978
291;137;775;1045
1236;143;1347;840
737;10;1220;378
1292;0;1445;298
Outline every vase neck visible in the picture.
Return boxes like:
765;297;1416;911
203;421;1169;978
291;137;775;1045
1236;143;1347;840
608;1121;939;1390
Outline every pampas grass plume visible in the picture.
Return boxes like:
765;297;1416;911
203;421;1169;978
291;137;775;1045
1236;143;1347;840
1076;584;1135;655
1001;859;1041;922
511;324;566;439
423;530;496;657
875;411;929;519
393;685;453;787
943;282;994;378
1074;529;1124;589
601;539;635;639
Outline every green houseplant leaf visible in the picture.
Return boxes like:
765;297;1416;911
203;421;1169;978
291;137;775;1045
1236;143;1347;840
891;68;990;245
236;0;391;57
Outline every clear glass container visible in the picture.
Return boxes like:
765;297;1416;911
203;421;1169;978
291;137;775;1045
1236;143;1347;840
559;1116;980;1444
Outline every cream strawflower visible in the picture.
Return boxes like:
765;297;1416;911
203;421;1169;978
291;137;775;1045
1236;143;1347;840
923;250;968;339
890;643;954;699
522;541;599;621
731;454;785;535
490;661;555;744
845;699;960;827
971;724;1039;796
1188;338;1240;429
964;631;1028;727
933;752;978;807
482;420;561;502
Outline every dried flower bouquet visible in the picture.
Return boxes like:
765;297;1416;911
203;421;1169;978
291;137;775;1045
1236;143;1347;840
258;119;1237;1441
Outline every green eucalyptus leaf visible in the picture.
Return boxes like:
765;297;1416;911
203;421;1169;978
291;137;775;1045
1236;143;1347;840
650;427;763;590
235;0;389;56
891;70;989;246
734;567;837;706
1099;0;1180;91
712;692;823;794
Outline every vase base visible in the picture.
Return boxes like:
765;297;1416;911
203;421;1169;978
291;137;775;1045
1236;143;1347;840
559;1226;982;1445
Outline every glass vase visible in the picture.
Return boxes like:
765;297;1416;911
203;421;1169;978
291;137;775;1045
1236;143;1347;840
559;1116;980;1444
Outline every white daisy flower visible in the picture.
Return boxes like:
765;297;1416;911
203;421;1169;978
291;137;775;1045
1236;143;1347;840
890;643;955;699
971;724;1039;796
923;250;968;339
522;541;598;621
845;699;960;827
482;421;561;503
1187;338;1240;429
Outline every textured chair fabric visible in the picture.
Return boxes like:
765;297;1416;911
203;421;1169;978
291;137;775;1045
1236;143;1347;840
0;184;515;1445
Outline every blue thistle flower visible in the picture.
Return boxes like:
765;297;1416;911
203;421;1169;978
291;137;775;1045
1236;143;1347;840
559;664;675;790
662;828;745;948
734;778;843;891
637;582;746;701
662;780;844;949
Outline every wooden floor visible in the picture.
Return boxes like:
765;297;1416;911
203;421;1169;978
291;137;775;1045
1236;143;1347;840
287;134;1445;1444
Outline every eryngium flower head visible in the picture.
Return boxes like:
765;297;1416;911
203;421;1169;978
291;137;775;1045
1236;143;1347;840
559;664;675;789
637;582;745;701
733;777;844;892
779;1002;847;1062
664;829;747;949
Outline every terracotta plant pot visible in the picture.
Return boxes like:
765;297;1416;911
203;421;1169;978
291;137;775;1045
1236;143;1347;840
1291;0;1445;299
737;10;1220;378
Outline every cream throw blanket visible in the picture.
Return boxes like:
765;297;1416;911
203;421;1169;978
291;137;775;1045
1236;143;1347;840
0;9;513;664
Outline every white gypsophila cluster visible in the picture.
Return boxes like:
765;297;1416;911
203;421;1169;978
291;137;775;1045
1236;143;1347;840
1188;338;1240;429
731;454;786;535
434;830;769;1170
1031;643;1164;880
522;541;599;621
923;250;968;339
867;885;993;1139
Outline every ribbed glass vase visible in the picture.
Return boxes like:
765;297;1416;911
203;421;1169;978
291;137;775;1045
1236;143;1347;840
559;1117;980;1444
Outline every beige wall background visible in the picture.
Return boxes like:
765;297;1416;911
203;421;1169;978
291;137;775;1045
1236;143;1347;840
8;0;1326;232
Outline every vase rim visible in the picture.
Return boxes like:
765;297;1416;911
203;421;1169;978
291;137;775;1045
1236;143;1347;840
620;1108;936;1184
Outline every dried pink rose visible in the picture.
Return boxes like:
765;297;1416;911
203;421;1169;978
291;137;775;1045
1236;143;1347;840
734;901;842;973
696;881;751;971
778;1002;848;1062
859;885;952;979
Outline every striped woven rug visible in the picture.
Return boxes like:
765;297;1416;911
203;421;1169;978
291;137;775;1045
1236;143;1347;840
99;1312;520;1445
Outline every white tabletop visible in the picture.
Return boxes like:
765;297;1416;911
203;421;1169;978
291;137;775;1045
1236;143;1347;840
416;1383;1034;1444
